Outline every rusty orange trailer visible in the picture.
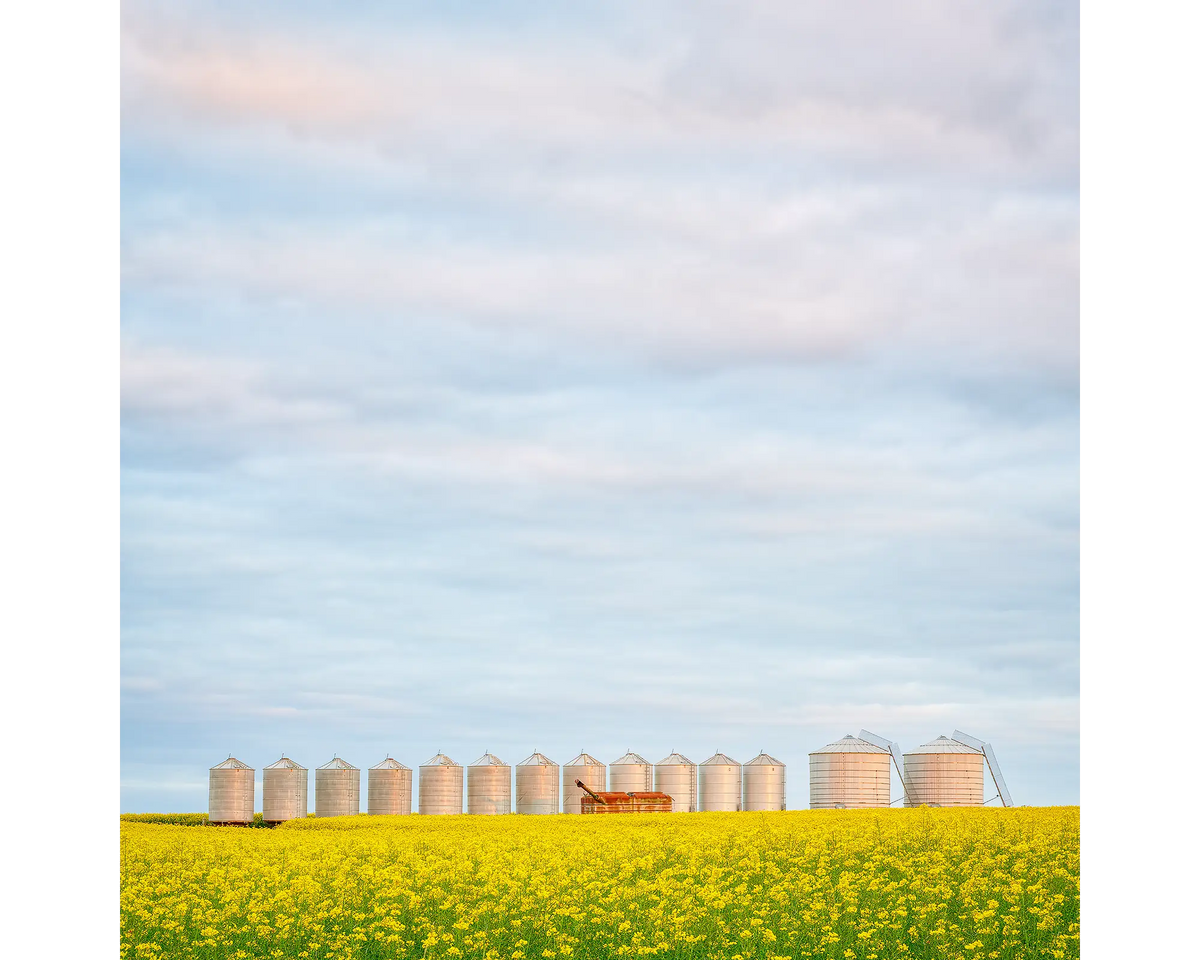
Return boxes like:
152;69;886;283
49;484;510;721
574;778;673;814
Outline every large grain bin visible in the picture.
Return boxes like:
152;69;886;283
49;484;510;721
699;752;742;812
208;757;255;824
609;750;653;793
468;752;511;815
563;752;606;814
315;757;360;817
515;752;559;814
263;757;308;823
742;752;786;811
903;736;985;807
655;752;698;813
809;735;891;809
368;757;412;815
419;753;463;815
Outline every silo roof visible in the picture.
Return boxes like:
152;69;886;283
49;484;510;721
657;752;695;766
211;757;252;770
371;757;410;770
611;751;650;765
471;752;508;766
422;753;459;767
810;735;889;755
906;735;982;755
745;752;784;766
566;752;603;766
318;757;359;770
265;757;305;770
701;752;741;765
518;752;557;766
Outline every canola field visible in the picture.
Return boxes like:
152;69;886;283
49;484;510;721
121;807;1078;960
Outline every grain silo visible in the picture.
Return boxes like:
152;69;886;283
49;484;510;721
468;752;511;815
699;752;742;812
315;757;360;817
208;757;254;824
418;753;463;815
562;752;606;814
742;752;786;811
515;752;559;814
903;736;985;807
654;752;698;813
368;757;412;815
809;735;891;809
263;757;308;823
608;750;653;793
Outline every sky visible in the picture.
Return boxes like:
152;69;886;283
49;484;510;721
120;0;1079;812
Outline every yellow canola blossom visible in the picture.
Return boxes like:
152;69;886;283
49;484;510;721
121;806;1078;960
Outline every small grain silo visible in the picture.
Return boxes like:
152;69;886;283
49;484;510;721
468;752;511;815
315;756;360;817
562;752;606;814
742;752;786;811
608;750;653;793
515;752;559;814
263;757;308;823
654;752;698;813
809;735;891;809
368;757;412;815
208;757;254;824
699;752;742;812
903;736;985;807
418;753;463;815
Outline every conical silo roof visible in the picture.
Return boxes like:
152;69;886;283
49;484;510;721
422;753;459;766
745;751;784;766
318;756;358;770
265;757;305;770
657;751;695;765
907;735;982;755
518;752;556;766
371;757;410;770
810;734;890;755
211;757;252;770
566;752;603;766
471;752;508;766
701;751;740;765
612;750;650;765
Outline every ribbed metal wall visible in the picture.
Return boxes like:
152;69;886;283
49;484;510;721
742;752;786;811
515;752;559;814
903;736;985;807
609;750;653;793
315;757;360;817
368;758;412;815
655;752;698;813
208;757;255;824
699;752;741;811
467;753;511;815
419;754;463;815
263;758;308;822
809;735;891;809
562;753;606;814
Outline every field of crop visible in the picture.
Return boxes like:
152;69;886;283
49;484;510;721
120;807;1078;960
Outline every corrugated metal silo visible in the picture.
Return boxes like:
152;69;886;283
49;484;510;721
263;757;308;823
515;752;559;814
654;752;698;813
903;736;985;807
608;750;653;793
742;752;786;811
368;757;412;815
699;752;742;811
562;752;606;814
468;752;511;815
418;753;463;815
315;757;360;817
208;757;255;824
809;735;891;808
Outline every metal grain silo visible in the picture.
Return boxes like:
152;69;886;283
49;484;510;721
608;750;653;793
903;736;985;807
655;752;698;813
742;751;786;811
418;753;463;815
515;752;559;814
208;757;255;824
263;757;308;823
315;757;360;817
468;752;511;815
368;757;413;815
809;735;891;809
699;752;742;812
562;752;606;814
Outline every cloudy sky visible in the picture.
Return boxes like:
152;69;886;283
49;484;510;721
121;0;1078;812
